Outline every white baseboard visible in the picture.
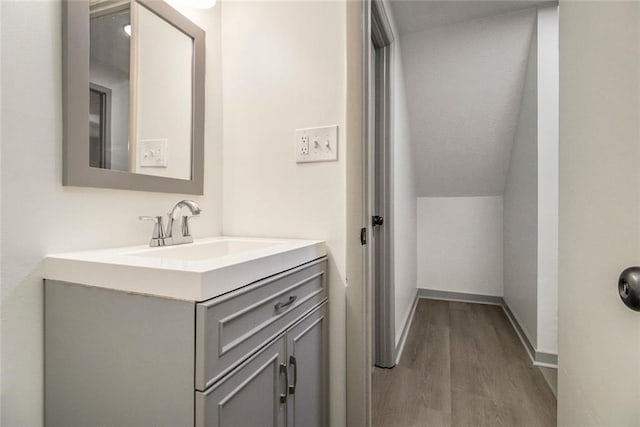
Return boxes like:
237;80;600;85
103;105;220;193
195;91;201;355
501;301;558;367
417;288;502;305
393;291;419;365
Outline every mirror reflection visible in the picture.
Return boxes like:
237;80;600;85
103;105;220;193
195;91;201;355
89;0;194;180
90;4;130;171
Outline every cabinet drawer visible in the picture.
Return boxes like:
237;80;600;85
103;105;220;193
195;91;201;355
195;258;327;390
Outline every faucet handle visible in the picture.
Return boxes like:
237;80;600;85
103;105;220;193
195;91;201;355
181;214;199;237
139;215;166;243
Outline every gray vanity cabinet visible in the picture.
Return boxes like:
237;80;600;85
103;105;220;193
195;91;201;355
195;303;328;427
195;335;288;427
195;259;327;390
45;257;328;427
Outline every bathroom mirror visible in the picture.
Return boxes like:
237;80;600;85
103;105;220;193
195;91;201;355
63;0;205;194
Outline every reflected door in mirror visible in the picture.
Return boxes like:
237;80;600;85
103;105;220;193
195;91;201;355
89;83;112;169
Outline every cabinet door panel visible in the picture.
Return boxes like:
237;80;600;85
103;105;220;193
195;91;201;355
286;303;328;427
196;258;327;390
196;335;287;427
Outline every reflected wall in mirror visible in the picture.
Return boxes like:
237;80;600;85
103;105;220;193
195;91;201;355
63;0;205;194
134;3;193;180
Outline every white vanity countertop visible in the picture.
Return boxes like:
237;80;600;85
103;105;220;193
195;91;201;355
43;236;327;302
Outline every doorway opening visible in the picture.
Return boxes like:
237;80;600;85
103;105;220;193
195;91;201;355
363;0;560;425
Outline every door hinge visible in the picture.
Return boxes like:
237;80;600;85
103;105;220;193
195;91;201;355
360;227;367;245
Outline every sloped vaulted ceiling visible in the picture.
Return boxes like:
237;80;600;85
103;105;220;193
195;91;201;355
390;2;538;197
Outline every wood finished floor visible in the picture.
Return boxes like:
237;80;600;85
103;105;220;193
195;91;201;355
372;299;557;427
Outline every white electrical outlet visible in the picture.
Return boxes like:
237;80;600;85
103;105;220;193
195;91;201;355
139;139;168;168
295;125;338;163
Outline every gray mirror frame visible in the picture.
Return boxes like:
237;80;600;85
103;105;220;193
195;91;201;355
62;0;205;194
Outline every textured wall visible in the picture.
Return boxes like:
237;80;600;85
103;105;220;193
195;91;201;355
220;2;347;424
418;196;504;297
0;2;223;424
400;10;536;197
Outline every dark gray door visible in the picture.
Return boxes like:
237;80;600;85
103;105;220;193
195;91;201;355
371;0;396;368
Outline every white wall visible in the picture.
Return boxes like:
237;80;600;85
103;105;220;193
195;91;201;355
135;3;192;180
503;20;539;347
417;197;503;297
535;5;558;355
220;2;346;425
558;2;640;424
344;1;366;423
390;1;548;35
384;1;418;347
400;9;536;197
0;2;223;425
503;5;559;355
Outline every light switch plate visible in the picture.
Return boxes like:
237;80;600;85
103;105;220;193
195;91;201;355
295;125;338;163
139;139;168;168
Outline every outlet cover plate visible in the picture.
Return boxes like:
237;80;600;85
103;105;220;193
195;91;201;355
139;139;168;168
295;125;338;163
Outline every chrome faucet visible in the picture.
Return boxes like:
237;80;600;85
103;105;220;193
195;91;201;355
139;200;202;247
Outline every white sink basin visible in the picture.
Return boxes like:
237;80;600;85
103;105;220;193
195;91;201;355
44;237;326;301
124;239;289;261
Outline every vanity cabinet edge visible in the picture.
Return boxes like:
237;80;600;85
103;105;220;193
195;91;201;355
44;280;196;426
